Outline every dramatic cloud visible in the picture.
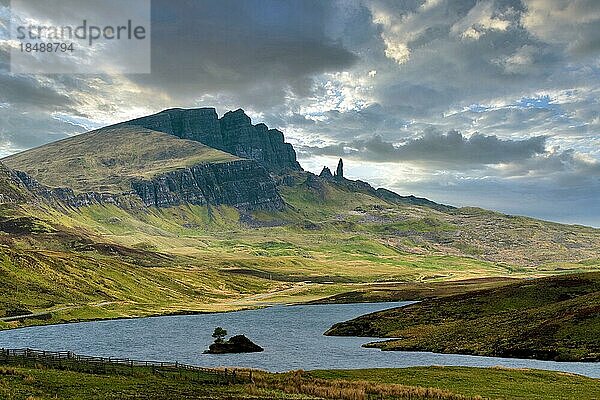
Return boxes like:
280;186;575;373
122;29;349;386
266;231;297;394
132;0;358;107
301;131;547;167
0;0;598;225
522;0;600;56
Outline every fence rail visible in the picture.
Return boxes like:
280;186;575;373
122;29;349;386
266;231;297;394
0;348;252;384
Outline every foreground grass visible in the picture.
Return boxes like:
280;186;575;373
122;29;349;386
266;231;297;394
1;361;598;400
308;367;600;400
0;365;306;400
327;272;600;361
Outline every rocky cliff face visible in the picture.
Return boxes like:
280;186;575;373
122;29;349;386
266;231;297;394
5;160;283;211
0;162;32;204
120;108;301;172
13;169;122;208
131;160;284;210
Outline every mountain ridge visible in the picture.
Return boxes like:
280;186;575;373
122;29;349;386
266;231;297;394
2;107;455;213
3;125;285;211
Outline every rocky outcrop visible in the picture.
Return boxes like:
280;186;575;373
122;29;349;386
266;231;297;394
303;173;328;201
131;159;284;210
120;108;224;149
316;158;454;212
335;158;344;179
220;110;300;172
120;108;302;172
319;166;333;179
205;335;264;354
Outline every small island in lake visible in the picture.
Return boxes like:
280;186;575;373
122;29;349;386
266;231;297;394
204;327;264;354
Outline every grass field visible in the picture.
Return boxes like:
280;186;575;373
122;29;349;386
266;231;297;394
308;367;600;400
1;360;598;400
0;365;291;400
307;277;521;304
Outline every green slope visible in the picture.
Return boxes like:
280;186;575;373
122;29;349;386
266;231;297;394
2;126;238;194
326;272;600;361
0;120;598;331
0;162;598;330
0;201;281;329
278;174;600;267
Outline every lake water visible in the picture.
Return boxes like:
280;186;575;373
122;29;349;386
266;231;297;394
1;302;599;378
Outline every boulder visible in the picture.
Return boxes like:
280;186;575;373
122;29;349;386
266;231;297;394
205;335;264;354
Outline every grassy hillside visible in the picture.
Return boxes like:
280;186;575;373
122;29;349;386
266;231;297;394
0;199;511;330
53;173;600;278
0;168;598;330
0;126;598;331
308;277;521;304
0;237;279;329
279;175;600;267
0;202;290;329
5;131;600;271
326;272;600;361
2;127;238;193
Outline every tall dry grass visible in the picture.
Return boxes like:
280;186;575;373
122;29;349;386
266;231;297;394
251;370;484;400
0;367;24;377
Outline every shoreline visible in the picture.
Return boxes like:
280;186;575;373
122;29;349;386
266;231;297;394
0;304;269;332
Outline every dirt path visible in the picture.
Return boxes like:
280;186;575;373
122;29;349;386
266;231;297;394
0;301;121;322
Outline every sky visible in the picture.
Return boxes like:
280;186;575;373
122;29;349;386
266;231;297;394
0;0;599;226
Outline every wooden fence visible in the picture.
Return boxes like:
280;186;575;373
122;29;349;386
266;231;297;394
0;348;252;384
